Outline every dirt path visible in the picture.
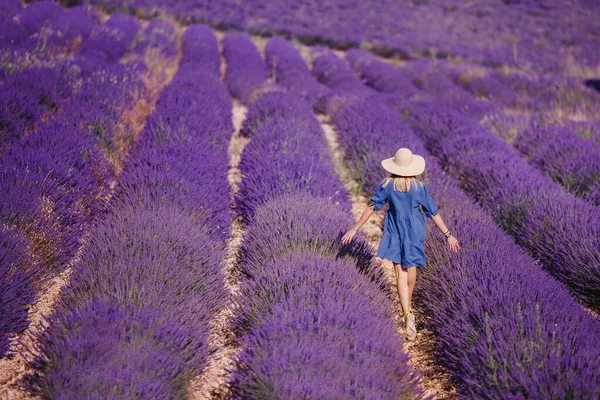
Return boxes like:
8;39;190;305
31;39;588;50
0;38;181;400
189;101;249;399
318;114;457;399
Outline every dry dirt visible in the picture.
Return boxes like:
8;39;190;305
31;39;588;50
188;101;249;399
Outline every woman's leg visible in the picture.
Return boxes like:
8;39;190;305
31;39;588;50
394;263;410;316
407;266;417;311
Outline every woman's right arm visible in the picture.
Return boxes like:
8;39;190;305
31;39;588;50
341;205;375;244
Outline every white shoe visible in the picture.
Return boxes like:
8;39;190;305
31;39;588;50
405;312;417;341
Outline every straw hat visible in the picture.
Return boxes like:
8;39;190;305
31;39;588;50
381;148;425;176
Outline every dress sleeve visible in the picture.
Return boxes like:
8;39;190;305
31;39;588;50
368;180;388;211
420;183;438;218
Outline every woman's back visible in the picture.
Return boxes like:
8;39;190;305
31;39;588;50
374;178;438;220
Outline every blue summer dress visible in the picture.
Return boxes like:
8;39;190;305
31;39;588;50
369;179;438;267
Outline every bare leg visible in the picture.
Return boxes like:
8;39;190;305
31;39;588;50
394;263;410;317
407;266;417;312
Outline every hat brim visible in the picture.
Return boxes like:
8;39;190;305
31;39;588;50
381;155;425;176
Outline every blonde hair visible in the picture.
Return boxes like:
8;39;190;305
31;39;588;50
382;174;424;192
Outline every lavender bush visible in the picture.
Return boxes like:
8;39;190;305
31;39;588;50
221;31;268;104
231;253;419;400
12;4;102;62
400;59;477;104
0;230;36;358
179;23;220;76
0;1;62;49
48;5;101;45
25;299;204;399
0;64;79;147
5;119;111;221
236;91;350;219
491;71;600;118
560;119;600;145
132;18;178;58
0;0;20;19
311;47;375;99
457;74;520;107
79;12;141;63
265;37;329;108
238;193;379;290
515;125;600;205
345;49;421;98
0;167;80;272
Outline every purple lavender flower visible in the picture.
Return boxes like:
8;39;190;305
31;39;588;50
515;125;600;205
0;230;36;358
230;253;421;399
79;12;141;63
345;48;420;98
132;18;177;57
265;37;330;107
236;91;351;218
180;24;221;76
222;31;268;104
24;299;205;399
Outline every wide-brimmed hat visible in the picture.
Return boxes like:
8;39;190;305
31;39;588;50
381;148;425;176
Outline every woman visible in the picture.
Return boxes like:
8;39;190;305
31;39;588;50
342;147;460;341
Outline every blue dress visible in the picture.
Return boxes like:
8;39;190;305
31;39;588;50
369;179;438;267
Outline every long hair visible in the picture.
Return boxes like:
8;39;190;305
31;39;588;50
382;174;424;192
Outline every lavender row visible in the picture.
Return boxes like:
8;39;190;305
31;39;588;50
179;23;220;76
0;229;38;357
118;62;233;240
491;71;600;118
0;64;78;148
76;12;141;73
439;62;600;119
344;50;600;128
0;14;145;358
311;51;600;398
88;0;599;73
344;50;503;123
235;91;350;219
0;1;62;49
345;49;421;99
0;5;103;148
515;125;600;206
1;4;102;68
264;37;329;108
23;24;235;398
309;48;401;194
229;88;422;398
221;31;268;105
344;50;600;309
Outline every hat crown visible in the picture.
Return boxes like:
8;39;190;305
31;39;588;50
394;148;413;167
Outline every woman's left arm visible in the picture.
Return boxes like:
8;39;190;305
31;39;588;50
431;213;460;253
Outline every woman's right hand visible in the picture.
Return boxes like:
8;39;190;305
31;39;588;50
341;228;358;245
447;235;460;253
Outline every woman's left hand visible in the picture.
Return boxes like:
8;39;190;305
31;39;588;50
447;236;460;253
341;228;358;245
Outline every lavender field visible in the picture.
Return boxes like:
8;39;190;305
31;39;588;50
1;0;600;399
